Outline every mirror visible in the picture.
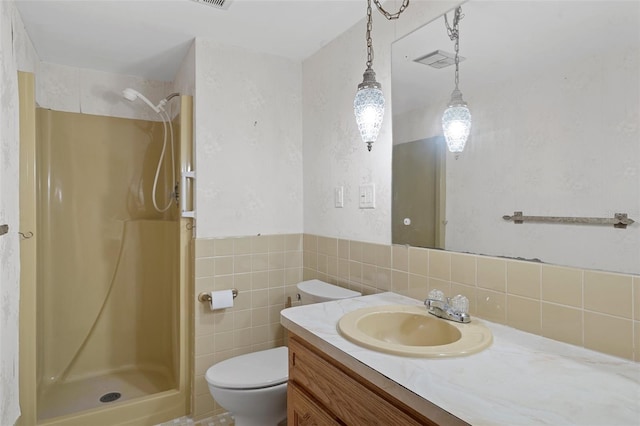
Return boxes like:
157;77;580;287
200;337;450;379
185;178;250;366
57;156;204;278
392;1;639;275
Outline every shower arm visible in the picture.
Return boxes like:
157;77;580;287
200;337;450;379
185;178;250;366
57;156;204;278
158;93;180;111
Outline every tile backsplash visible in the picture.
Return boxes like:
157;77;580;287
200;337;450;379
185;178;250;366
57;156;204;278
193;232;639;419
302;234;640;363
193;234;302;419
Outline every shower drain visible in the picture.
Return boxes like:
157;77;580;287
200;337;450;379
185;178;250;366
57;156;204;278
99;392;122;403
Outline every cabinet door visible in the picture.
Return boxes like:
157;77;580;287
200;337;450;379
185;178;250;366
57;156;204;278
289;337;434;426
288;382;342;426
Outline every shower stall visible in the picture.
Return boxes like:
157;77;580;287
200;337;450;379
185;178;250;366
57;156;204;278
18;72;193;426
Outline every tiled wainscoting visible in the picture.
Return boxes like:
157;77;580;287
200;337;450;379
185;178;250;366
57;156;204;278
193;233;639;419
193;234;303;419
301;234;640;363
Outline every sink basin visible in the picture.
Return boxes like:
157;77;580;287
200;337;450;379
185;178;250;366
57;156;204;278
337;305;492;358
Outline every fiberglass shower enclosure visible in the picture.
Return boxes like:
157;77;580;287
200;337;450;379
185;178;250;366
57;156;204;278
18;72;192;426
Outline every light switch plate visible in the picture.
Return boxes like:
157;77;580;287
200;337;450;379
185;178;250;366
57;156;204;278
334;186;344;208
359;183;375;209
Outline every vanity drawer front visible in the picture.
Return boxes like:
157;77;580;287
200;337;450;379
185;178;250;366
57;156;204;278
288;381;342;426
289;336;433;426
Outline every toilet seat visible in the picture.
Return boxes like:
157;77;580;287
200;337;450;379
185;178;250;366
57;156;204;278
206;346;288;390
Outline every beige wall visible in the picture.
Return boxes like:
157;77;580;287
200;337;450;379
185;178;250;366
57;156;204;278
302;234;640;363
192;233;303;419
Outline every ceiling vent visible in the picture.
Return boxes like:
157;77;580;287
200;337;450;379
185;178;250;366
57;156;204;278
414;50;465;69
190;0;234;10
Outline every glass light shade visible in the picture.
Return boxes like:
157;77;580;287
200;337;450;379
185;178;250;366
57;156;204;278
354;68;385;151
442;88;471;155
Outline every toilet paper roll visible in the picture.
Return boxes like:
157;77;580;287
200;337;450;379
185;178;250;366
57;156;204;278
209;289;234;311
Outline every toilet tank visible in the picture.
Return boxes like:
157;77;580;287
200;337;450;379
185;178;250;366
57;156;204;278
296;279;361;305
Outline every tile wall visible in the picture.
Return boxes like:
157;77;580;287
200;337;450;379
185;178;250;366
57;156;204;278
302;234;640;363
192;232;639;419
193;234;303;419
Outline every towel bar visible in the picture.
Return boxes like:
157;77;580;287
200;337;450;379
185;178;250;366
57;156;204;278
502;212;635;229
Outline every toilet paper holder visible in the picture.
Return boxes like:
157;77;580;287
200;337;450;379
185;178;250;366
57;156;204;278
198;289;238;303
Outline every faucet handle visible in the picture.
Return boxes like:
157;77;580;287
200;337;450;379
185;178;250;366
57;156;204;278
428;289;446;302
450;294;469;314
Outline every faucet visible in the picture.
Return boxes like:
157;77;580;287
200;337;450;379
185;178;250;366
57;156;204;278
424;290;470;323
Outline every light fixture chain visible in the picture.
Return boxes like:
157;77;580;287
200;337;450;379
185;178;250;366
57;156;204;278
366;0;374;68
372;0;410;20
445;7;464;89
454;21;460;88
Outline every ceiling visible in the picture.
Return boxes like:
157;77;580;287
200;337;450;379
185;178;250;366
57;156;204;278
17;1;638;99
15;0;368;82
392;0;640;115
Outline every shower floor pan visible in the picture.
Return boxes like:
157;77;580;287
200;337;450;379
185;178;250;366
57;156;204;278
38;366;174;421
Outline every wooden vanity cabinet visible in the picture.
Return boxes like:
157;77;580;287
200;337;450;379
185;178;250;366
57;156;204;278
287;333;443;426
288;381;342;426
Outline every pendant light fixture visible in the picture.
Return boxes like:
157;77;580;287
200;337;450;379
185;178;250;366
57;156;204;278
354;0;410;152
442;6;471;157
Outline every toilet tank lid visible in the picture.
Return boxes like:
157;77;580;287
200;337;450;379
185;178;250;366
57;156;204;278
297;279;362;299
206;346;288;390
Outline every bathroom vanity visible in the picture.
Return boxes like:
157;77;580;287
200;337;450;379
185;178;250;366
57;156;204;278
281;292;640;425
287;333;461;425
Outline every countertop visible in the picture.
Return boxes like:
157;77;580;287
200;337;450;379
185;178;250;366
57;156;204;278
280;292;640;426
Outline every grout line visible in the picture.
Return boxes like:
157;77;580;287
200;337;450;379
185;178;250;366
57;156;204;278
581;269;585;346
538;265;543;333
197;234;640;363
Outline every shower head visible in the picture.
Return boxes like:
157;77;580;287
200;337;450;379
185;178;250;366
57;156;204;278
122;88;162;113
122;87;138;102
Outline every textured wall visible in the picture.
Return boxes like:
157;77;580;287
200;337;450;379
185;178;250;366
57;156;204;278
36;62;172;122
173;41;195;98
1;2;26;423
301;1;458;244
193;39;303;239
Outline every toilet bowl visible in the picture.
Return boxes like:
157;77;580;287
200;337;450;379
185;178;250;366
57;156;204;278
205;279;361;426
206;347;288;426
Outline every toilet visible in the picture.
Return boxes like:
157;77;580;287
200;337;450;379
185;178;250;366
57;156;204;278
205;279;361;426
297;279;361;304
